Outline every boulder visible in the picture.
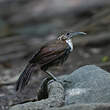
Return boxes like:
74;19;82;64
10;65;110;110
60;65;110;104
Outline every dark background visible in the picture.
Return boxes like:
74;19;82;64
0;0;110;109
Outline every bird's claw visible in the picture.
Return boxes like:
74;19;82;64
48;78;64;86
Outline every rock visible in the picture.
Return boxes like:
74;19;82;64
9;65;110;110
50;103;110;110
59;65;110;104
10;80;64;110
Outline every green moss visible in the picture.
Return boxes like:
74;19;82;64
101;56;110;62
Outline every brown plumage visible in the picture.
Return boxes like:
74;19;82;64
30;40;70;69
16;32;86;92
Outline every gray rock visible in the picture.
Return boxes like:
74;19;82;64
50;103;110;110
10;65;110;110
10;81;64;110
59;65;110;104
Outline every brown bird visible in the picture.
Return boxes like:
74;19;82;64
16;32;86;91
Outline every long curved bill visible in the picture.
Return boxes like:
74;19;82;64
70;32;87;38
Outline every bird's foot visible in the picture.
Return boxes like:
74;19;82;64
45;71;57;81
44;71;64;85
57;79;64;85
48;78;64;86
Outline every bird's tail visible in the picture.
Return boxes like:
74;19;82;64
16;63;35;92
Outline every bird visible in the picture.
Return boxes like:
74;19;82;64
16;32;86;92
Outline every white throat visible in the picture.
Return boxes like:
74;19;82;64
66;39;73;52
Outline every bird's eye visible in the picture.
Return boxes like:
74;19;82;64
66;33;70;36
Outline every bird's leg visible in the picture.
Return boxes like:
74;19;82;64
45;71;65;85
41;70;63;85
45;71;58;81
45;71;64;86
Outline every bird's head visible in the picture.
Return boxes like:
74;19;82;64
58;32;87;41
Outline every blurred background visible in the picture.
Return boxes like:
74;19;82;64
0;0;110;109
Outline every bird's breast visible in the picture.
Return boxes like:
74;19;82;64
65;39;73;52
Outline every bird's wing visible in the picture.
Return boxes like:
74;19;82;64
29;40;68;64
